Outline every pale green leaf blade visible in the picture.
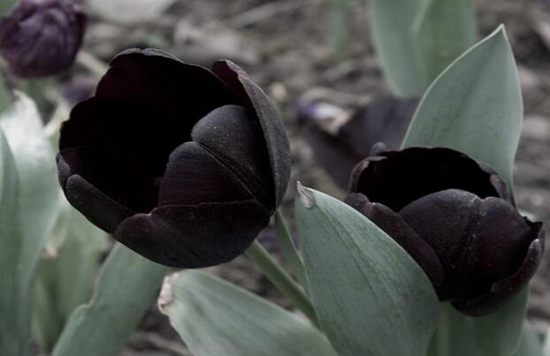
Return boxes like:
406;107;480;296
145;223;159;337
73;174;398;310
0;128;30;356
368;0;425;96
295;185;439;356
431;289;529;356
0;75;10;114
412;0;477;86
33;194;108;353
0;92;60;288
160;270;338;356
514;323;543;356
52;244;166;356
402;26;522;192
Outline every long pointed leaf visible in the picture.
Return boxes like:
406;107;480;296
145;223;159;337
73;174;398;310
0;92;59;289
295;185;439;356
411;0;477;85
52;244;166;356
159;270;338;356
368;0;425;96
0;128;28;356
402;26;522;193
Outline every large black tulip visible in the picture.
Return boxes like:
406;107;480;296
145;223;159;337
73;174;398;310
0;0;86;78
345;146;544;316
57;49;291;268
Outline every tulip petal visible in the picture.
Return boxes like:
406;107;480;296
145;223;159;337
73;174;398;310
57;152;135;233
345;193;444;287
350;147;502;211
60;98;182;212
453;223;544;316
191;105;274;210
114;200;270;267
96;48;236;139
212;60;291;206
158;141;255;206
400;189;536;310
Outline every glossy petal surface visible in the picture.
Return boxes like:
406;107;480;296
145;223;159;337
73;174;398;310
97;49;236;141
400;189;535;303
191;105;274;209
350;147;502;211
58;152;134;233
114;201;270;267
212;60;291;206
158;141;254;206
345;193;444;287
60;98;184;212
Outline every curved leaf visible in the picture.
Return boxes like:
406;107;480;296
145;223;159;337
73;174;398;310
159;270;337;356
411;0;477;86
402;26;522;194
368;0;425;96
295;185;439;356
52;244;166;356
0;92;59;288
0;128;29;356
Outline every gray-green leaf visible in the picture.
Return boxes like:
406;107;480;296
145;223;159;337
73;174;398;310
0;92;59;288
159;270;338;356
295;185;439;356
52;244;166;356
402;26;522;195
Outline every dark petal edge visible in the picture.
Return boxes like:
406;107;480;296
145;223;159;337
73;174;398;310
57;153;135;233
453;222;545;316
113;200;271;268
211;60;291;207
345;193;444;288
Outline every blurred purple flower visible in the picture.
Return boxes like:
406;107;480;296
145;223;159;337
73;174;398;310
0;0;86;78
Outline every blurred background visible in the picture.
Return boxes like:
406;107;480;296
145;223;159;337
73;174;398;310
4;0;550;354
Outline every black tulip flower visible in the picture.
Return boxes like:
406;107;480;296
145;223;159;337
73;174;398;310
57;49;291;268
0;0;86;78
345;146;544;316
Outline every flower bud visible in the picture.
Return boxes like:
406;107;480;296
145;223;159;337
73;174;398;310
57;49;291;268
346;146;544;316
0;0;86;78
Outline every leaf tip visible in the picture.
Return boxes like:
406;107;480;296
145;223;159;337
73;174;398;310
296;181;316;209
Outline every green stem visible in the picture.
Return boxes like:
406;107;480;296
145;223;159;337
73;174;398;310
428;305;449;356
245;240;319;328
274;210;306;285
75;51;108;79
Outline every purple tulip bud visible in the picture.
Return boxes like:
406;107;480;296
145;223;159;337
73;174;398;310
346;146;545;316
0;0;86;78
57;49;291;268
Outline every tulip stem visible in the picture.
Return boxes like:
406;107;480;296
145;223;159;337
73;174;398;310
274;210;307;286
76;51;109;79
245;240;319;328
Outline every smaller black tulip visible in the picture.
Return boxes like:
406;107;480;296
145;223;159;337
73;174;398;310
0;0;86;78
345;146;545;316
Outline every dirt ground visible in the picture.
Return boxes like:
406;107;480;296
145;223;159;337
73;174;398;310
78;0;550;354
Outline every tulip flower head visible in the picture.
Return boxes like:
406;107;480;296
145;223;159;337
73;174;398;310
57;49;291;268
346;145;544;316
0;0;86;78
